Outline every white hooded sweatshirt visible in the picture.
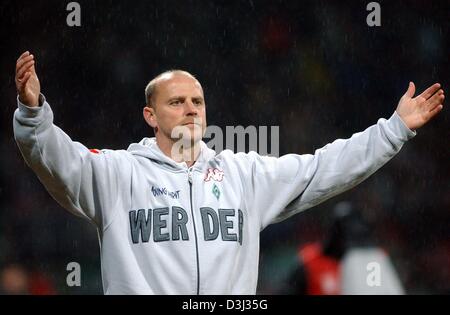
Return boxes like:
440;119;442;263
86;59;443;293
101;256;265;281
13;94;416;294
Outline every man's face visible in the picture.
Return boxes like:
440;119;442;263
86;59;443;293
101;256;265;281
144;73;207;145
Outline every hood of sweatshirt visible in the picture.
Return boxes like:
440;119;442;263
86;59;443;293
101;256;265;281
126;137;217;172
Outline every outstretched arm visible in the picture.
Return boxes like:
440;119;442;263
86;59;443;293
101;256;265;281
13;51;127;229
241;82;444;229
396;82;445;131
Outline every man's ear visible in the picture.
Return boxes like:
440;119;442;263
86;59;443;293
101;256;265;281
143;105;158;129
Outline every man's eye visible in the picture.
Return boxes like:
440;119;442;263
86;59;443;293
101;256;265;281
171;100;181;105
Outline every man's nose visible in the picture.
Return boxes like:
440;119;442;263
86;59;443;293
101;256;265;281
185;100;198;116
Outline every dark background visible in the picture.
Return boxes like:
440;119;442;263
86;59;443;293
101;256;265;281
0;0;448;294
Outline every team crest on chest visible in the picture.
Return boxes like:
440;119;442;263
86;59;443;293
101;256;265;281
204;168;224;182
212;183;221;200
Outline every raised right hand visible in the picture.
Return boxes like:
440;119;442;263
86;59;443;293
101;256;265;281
15;51;41;107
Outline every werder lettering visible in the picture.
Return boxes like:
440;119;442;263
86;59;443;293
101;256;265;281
129;207;244;244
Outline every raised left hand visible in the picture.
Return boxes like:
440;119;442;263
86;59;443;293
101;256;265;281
396;82;445;131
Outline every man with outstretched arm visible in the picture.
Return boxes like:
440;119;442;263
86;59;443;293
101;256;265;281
13;51;444;294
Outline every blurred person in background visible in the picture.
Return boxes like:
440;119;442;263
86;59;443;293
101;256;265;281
0;263;56;295
0;264;29;295
279;201;404;295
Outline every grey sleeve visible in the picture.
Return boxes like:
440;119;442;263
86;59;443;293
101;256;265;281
13;94;126;229
242;111;416;229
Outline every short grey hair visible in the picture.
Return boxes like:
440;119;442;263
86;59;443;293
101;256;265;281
144;70;197;107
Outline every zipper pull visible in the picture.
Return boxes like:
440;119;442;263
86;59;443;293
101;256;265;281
188;167;193;184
